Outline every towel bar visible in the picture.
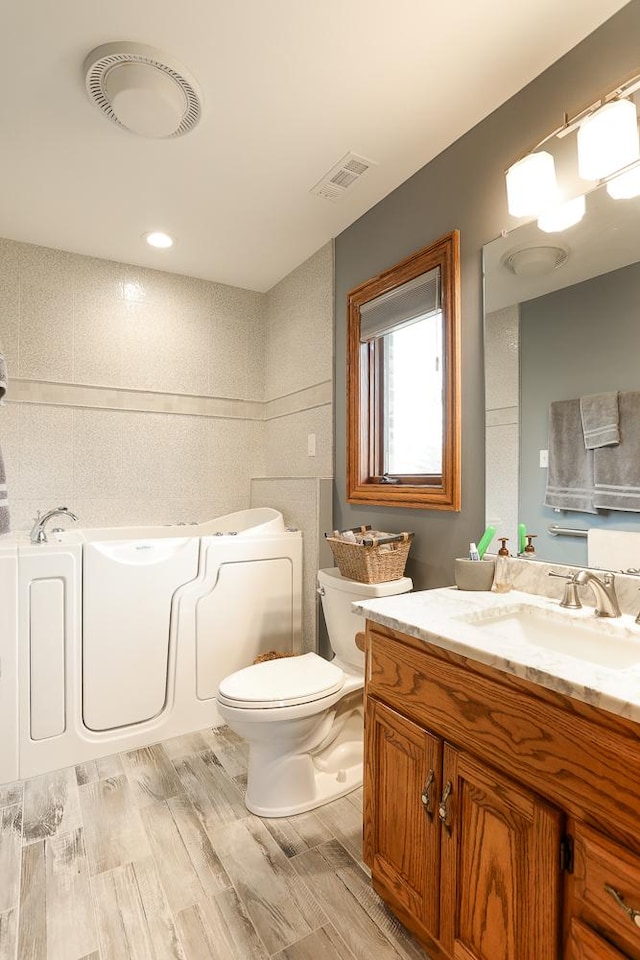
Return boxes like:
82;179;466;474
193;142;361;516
548;523;588;538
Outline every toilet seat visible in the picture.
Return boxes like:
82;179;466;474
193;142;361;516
217;652;344;709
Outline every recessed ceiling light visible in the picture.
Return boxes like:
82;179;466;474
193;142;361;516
145;231;174;248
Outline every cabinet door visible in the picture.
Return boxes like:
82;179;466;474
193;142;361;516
364;698;442;938
439;743;563;960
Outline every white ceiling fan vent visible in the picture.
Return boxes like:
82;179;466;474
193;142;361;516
84;42;202;139
502;244;569;278
310;152;377;201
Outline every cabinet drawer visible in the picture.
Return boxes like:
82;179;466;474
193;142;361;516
573;823;640;960
569;919;629;960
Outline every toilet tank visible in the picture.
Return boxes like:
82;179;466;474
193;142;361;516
317;567;412;669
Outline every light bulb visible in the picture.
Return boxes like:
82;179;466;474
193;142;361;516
506;152;558;218
537;195;586;233
145;231;174;248
577;99;640;181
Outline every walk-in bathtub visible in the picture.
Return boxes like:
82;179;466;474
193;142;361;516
0;508;302;783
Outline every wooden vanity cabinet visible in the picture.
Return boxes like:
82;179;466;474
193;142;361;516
365;696;562;960
363;622;640;960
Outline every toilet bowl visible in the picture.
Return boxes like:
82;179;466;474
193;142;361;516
216;567;412;817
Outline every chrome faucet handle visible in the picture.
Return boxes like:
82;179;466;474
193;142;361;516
548;571;582;609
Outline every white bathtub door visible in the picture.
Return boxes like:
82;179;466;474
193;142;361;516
195;557;294;700
83;538;199;731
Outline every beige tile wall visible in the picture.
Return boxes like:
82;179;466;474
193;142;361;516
0;238;267;531
264;243;333;402
0;237;334;649
263;242;334;480
251;478;333;653
261;243;335;649
1;403;265;532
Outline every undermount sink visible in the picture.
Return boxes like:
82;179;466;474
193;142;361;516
457;603;640;670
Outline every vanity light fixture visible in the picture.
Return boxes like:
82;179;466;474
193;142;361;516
505;69;640;219
537;195;586;233
145;231;174;249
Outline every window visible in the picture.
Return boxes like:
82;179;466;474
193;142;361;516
347;231;460;509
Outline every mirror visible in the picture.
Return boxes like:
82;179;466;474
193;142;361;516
347;231;460;510
483;182;640;566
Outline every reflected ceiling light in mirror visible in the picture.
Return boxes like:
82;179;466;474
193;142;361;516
606;164;640;199
145;231;174;248
577;99;639;181
505;152;558;217
537;195;586;233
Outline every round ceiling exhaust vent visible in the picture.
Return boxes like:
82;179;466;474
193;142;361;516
501;244;569;278
84;42;202;139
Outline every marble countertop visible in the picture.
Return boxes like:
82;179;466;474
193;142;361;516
354;586;640;723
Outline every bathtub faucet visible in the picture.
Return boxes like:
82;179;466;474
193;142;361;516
30;506;79;544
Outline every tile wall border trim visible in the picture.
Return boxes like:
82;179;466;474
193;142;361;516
486;406;518;428
8;378;332;421
263;381;332;420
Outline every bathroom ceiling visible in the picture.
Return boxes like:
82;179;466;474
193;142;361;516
0;1;630;292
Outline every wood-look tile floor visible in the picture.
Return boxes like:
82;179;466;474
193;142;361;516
0;727;429;960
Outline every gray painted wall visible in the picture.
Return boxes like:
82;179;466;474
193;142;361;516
333;0;640;589
520;261;640;566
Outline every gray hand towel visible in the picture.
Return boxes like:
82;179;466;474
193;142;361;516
544;399;597;514
593;391;640;512
0;353;6;405
580;391;620;449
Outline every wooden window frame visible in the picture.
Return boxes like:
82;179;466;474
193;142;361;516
347;231;461;510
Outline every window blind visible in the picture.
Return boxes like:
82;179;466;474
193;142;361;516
359;267;441;342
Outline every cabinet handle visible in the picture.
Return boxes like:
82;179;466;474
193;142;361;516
438;780;452;831
421;770;435;816
605;884;640;928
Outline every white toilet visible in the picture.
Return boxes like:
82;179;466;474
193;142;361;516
216;566;412;817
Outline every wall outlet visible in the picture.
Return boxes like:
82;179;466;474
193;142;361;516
539;449;548;468
307;433;316;457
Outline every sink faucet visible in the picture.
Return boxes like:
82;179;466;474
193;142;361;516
573;570;621;618
30;506;79;544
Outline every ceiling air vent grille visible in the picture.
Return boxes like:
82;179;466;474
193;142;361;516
502;245;569;278
310;152;377;202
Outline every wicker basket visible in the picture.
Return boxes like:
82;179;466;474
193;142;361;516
325;527;413;584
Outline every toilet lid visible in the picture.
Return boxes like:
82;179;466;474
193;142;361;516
217;652;344;708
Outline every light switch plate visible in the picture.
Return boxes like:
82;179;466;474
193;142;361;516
539;449;548;468
307;433;316;457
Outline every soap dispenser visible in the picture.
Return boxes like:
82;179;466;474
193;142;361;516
494;538;512;593
524;534;537;557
